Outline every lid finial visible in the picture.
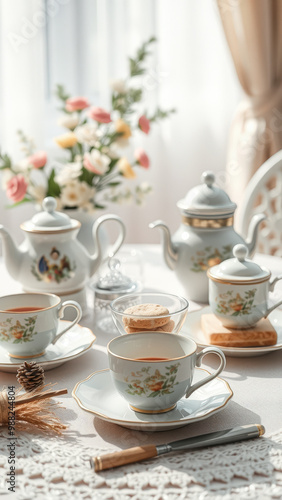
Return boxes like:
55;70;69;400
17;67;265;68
233;244;248;262
201;171;215;188
42;197;57;214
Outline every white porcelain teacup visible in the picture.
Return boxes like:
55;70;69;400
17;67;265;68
107;332;226;414
0;293;82;358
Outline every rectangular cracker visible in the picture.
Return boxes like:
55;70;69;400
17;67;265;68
201;314;277;347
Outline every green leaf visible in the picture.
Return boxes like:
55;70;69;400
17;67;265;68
46;169;61;197
94;203;106;210
0;152;12;170
55;84;70;103
149;107;177;123
107;182;121;187
79;166;95;186
5;197;31;208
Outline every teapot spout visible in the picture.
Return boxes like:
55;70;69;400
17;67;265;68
149;220;178;270
0;225;24;279
245;213;266;256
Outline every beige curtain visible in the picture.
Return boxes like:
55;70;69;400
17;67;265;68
217;0;282;205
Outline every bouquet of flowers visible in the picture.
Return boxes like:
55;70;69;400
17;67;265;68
0;37;175;212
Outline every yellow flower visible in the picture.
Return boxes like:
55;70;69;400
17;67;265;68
118;158;136;179
54;132;77;148
115;119;132;139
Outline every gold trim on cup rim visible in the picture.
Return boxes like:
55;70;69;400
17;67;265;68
22;288;84;297
0;292;62;313
182;216;234;228
107;332;197;362
207;270;271;286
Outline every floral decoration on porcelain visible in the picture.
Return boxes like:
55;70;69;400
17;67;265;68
190;245;233;272
31;249;76;283
124;363;180;397
215;289;257;316
0;316;38;343
0;37;175;212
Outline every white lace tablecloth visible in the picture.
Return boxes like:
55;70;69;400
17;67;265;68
0;428;282;499
1;245;282;499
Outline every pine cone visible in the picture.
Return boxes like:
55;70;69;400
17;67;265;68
16;361;45;392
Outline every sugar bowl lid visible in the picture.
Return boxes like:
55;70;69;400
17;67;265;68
21;197;80;232
207;244;271;284
177;171;237;217
91;257;139;301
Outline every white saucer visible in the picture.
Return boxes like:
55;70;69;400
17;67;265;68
181;306;282;358
72;368;233;431
0;321;96;373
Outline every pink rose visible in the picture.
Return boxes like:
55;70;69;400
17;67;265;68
134;148;150;169
65;96;90;112
88;106;111;123
27;151;47;169
6;175;28;203
138;115;150;134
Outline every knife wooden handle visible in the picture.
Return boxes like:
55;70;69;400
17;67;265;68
91;444;158;472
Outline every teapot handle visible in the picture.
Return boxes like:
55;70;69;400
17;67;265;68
93;214;126;260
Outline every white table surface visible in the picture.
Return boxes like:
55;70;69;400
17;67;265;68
0;244;282;445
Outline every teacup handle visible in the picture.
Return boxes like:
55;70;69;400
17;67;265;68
185;347;226;399
93;214;126;260
51;300;82;345
265;275;282;316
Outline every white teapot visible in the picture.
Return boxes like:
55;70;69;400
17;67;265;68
150;172;265;302
0;197;126;295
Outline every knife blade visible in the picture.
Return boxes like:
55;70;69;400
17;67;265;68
90;423;265;472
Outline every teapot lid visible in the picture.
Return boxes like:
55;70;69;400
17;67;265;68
208;244;270;284
91;257;139;300
21;197;80;232
177;171;237;217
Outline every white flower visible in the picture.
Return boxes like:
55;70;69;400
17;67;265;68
74;123;98;146
16;158;31;172
58;113;79;130
54;162;81;186
1;169;14;189
28;184;46;204
83;150;111;175
78;181;95;201
101;143;119;159
110;79;127;94
60;180;93;208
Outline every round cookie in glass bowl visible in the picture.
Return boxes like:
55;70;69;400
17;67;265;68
110;292;189;335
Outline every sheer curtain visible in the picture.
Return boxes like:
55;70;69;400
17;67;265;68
0;0;241;247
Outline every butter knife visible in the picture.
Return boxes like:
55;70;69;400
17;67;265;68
91;423;265;472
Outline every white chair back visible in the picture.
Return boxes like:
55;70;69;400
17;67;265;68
237;150;282;256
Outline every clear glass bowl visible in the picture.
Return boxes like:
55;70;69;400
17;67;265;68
110;292;189;335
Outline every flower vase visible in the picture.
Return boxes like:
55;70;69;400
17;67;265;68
62;209;110;256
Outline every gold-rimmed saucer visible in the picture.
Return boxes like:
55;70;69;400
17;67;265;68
0;321;96;373
181;306;282;358
72;368;233;431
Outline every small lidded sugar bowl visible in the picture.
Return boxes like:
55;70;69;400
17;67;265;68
207;244;282;329
90;257;140;333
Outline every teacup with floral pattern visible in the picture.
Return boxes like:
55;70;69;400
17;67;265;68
107;332;225;414
0;293;82;358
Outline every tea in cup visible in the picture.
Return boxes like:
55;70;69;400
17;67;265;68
0;293;82;358
107;332;226;413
